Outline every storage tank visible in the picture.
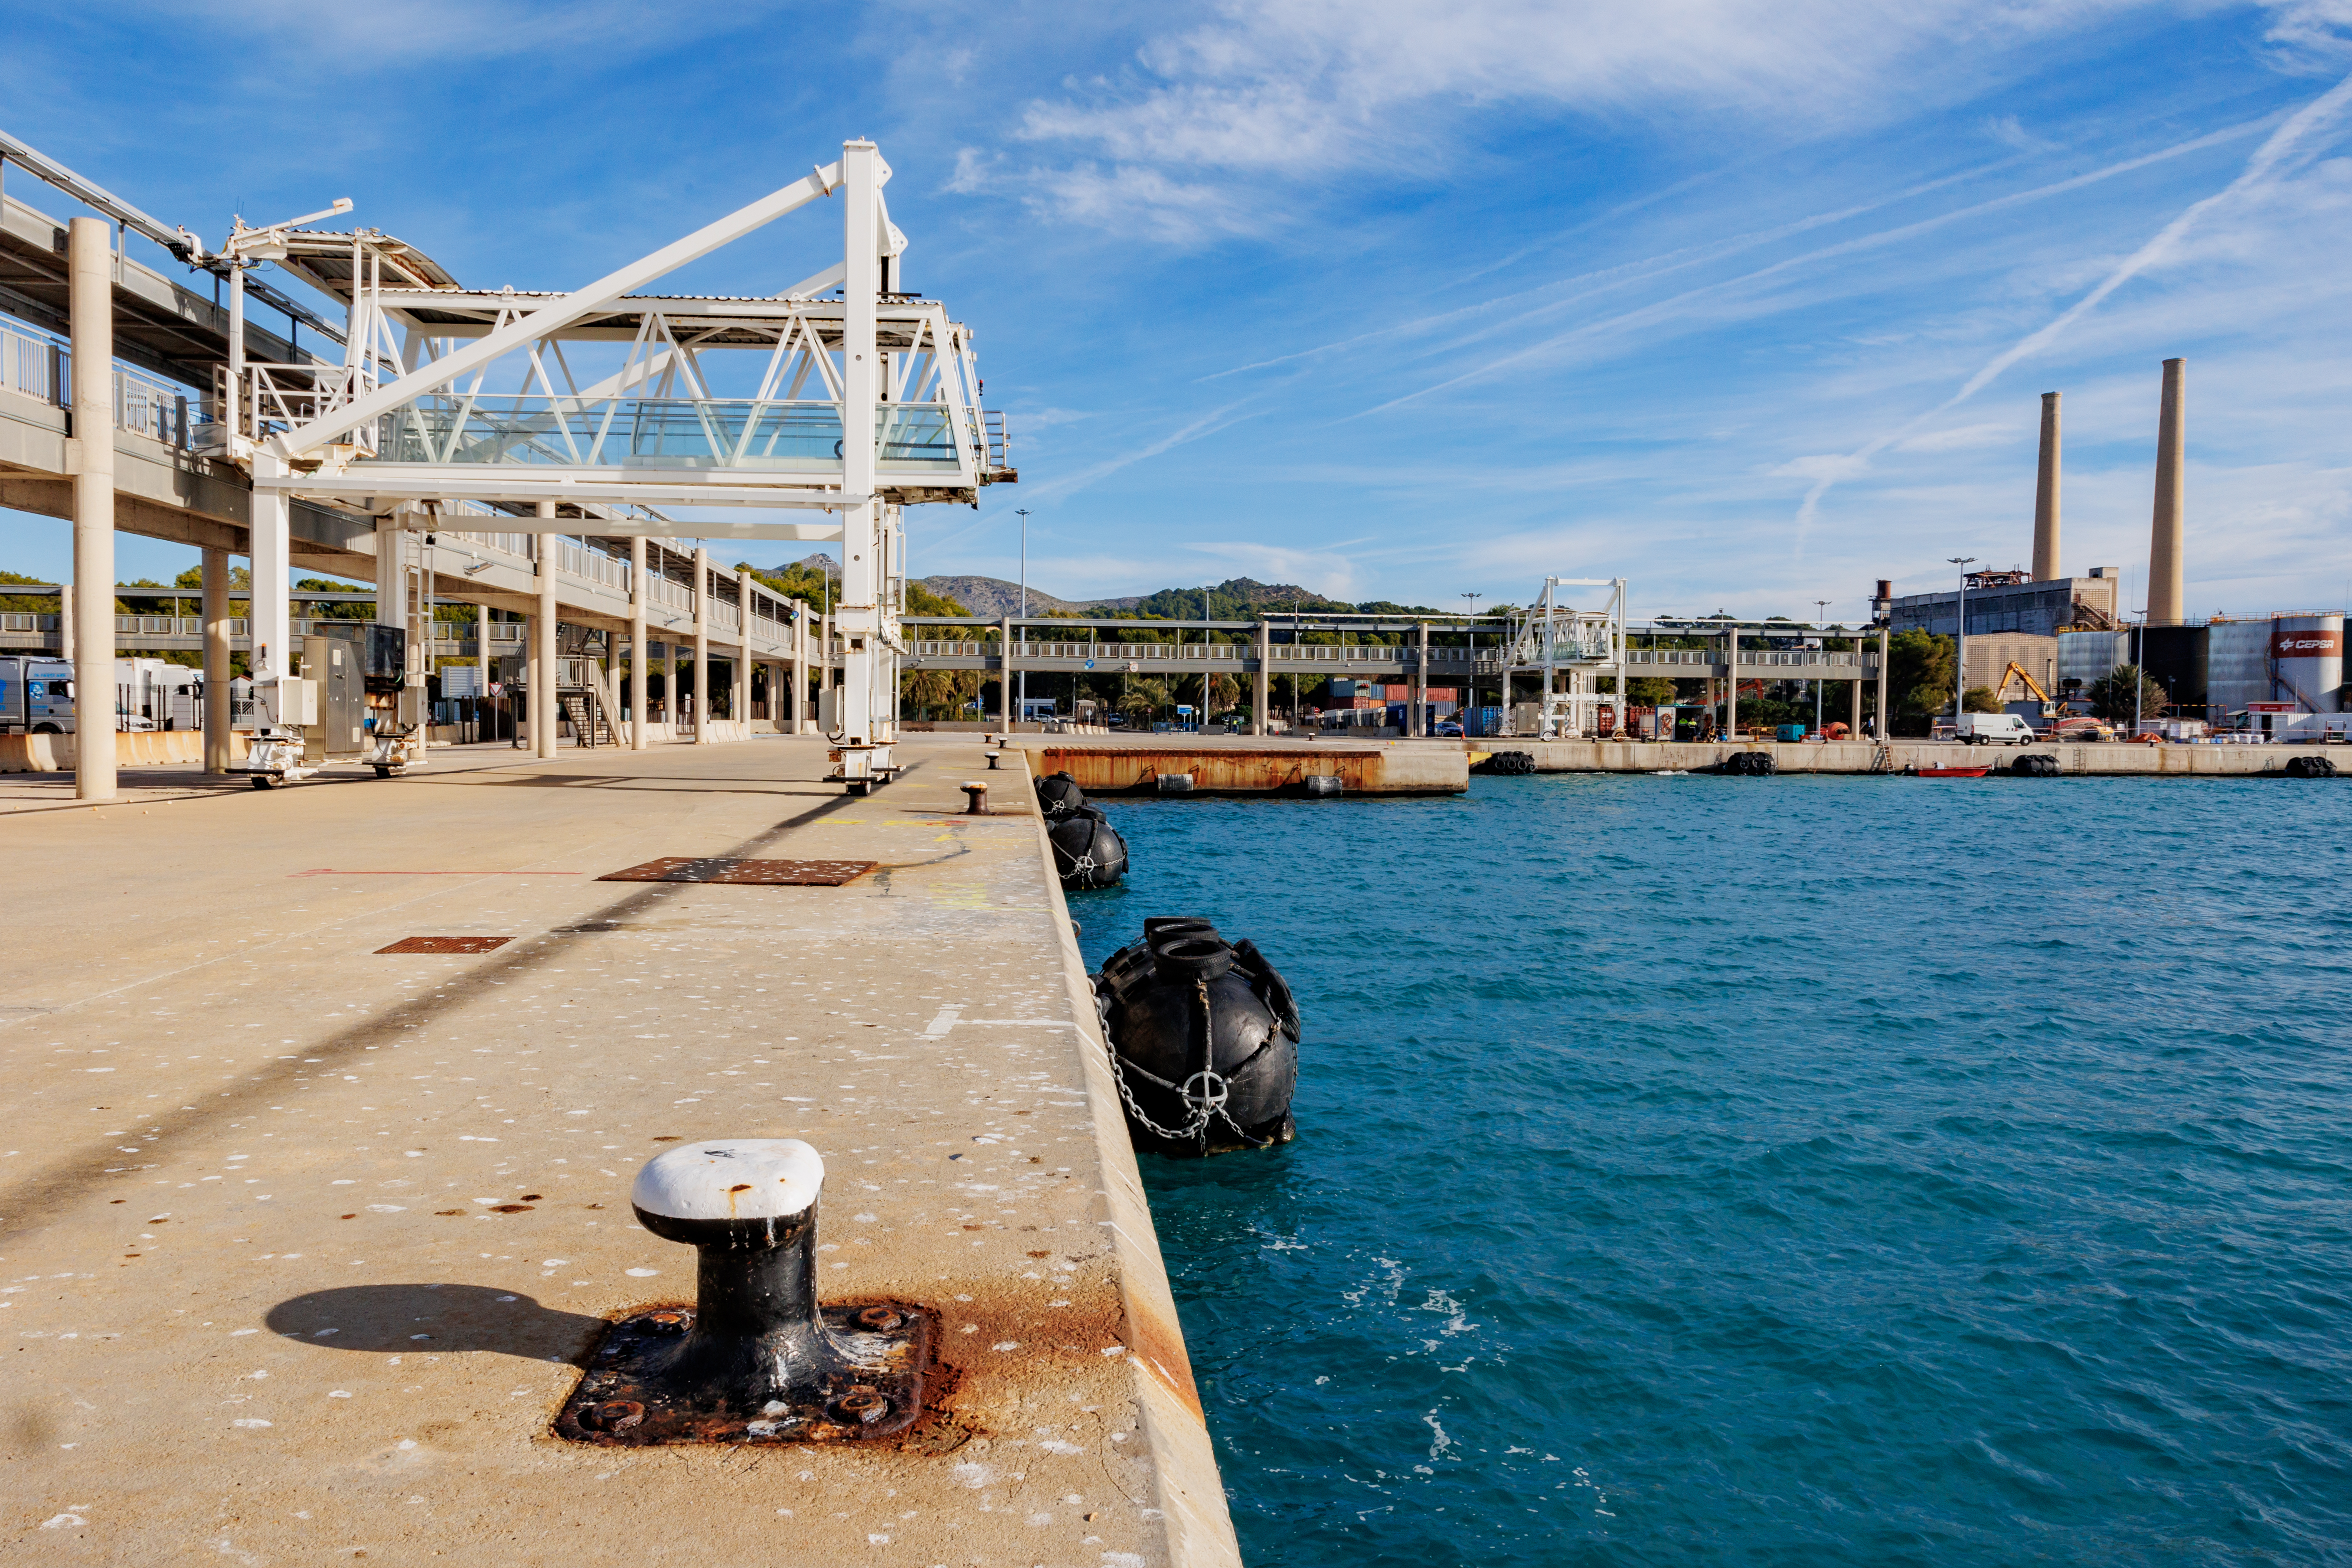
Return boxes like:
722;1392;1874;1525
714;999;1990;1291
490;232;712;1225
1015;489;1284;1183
2271;614;2345;713
2205;619;2273;715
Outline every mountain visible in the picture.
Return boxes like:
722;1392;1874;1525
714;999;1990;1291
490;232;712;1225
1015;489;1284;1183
911;576;1142;619
750;564;1436;620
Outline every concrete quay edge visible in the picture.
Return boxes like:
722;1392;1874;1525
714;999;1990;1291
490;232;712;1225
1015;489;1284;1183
1479;738;2336;775
0;734;1241;1566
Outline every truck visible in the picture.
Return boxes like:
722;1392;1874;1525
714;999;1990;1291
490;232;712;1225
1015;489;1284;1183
1955;712;2036;746
0;656;75;733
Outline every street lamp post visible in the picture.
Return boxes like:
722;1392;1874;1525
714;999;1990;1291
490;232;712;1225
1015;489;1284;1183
1814;599;1832;734
1015;508;1030;725
1947;556;1977;732
1461;592;1480;712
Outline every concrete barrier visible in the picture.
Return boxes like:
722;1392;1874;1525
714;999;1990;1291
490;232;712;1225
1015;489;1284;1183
0;728;246;773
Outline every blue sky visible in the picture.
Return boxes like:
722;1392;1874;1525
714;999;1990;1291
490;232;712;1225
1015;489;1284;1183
5;0;2352;622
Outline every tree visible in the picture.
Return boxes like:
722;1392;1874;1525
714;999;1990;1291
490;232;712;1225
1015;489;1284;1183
1962;685;2002;713
1887;630;1955;715
901;668;958;718
2086;664;2167;722
1206;672;1240;714
1627;675;1678;706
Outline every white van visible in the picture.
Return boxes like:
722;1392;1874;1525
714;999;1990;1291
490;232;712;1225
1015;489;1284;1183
1956;712;2037;746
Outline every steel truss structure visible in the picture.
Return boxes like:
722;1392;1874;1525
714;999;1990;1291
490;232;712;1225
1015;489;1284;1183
206;140;1012;789
1500;578;1629;738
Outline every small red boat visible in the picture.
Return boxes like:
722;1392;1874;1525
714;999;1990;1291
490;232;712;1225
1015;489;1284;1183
1911;765;1989;778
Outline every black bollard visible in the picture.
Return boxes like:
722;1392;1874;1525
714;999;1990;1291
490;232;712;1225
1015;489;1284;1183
555;1140;932;1445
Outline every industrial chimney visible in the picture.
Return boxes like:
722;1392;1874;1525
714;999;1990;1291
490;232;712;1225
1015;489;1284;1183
2148;358;2186;625
2032;392;2060;582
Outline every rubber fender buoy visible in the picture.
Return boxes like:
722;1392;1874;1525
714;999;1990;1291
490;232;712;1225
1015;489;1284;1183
1048;804;1127;889
1035;770;1088;820
1720;751;1776;776
2011;753;2061;777
1474;751;1536;776
2284;754;2339;778
1092;919;1300;1157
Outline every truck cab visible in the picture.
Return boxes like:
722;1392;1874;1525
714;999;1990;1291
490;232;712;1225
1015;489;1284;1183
0;657;76;733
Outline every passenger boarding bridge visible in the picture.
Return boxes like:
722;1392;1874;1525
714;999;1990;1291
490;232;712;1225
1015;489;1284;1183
0;129;1009;795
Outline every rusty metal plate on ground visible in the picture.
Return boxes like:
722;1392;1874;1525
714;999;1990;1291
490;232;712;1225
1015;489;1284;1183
598;857;876;886
555;1302;935;1447
375;936;512;954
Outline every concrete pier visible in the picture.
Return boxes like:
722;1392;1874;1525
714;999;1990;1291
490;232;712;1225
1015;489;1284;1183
0;736;1239;1564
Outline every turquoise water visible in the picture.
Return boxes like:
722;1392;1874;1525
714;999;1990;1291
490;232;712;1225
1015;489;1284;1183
1070;775;2352;1567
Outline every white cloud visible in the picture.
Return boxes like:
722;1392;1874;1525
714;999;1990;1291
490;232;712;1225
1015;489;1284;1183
1009;0;2144;232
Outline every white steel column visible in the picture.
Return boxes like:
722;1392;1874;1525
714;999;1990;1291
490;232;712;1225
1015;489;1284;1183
536;503;558;758
1876;626;1891;739
69;217;117;800
1414;621;1429;738
693;545;711;744
630;536;649;750
201;546;231;772
835;139;889;759
998;616;1013;728
1252;619;1271;735
1726;626;1739;740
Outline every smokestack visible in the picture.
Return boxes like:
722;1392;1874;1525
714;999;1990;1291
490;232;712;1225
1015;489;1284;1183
2148;358;2186;625
2032;392;2060;582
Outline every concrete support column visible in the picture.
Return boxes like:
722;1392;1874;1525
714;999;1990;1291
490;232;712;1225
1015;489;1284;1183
998;616;1013;729
477;603;491;744
692;546;711;744
201;546;231;773
630;536;649;750
69;216;116;800
1251;620;1271;735
737;570;752;728
2033;391;2062;584
1414;622;1429;738
2148;357;2186;625
791;609;808;734
535;503;558;758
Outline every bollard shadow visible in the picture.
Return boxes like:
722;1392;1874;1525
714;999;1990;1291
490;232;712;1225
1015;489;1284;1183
265;1284;612;1364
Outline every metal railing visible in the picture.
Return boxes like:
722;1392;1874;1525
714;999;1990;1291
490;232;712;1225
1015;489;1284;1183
555;538;632;595
1;317;205;449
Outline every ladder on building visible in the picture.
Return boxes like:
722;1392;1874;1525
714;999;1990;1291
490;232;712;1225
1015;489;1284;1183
561;690;616;748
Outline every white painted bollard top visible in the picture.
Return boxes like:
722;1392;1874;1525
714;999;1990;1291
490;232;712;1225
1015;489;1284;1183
632;1139;824;1222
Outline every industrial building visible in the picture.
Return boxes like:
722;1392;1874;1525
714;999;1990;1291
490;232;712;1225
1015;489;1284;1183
1884;362;2347;733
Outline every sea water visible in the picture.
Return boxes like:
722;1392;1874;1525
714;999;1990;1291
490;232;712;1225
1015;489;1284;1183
1071;774;2352;1567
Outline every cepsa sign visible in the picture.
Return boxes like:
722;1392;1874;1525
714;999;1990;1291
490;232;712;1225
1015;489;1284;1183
2273;630;2344;657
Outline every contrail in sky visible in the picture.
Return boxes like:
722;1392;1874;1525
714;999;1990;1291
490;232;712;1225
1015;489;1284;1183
1791;68;2352;542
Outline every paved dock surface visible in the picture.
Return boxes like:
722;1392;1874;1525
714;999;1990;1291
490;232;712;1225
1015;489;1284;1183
0;735;1237;1565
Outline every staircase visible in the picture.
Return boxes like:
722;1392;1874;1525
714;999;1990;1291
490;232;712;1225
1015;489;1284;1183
561;690;617;748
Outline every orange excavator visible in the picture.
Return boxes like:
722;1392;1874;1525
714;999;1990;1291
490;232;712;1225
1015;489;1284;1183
1993;662;2055;712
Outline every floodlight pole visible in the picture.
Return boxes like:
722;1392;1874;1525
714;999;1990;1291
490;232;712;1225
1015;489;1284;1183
1947;556;1976;726
1016;506;1029;722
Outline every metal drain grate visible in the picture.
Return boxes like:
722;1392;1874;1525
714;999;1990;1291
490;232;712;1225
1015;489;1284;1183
376;936;513;954
598;858;876;886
